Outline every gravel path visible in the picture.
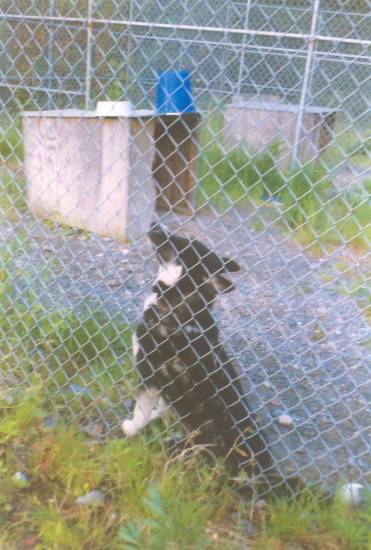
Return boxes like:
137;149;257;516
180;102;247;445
2;205;370;490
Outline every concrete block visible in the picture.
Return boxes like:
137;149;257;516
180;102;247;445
224;99;336;167
23;110;156;240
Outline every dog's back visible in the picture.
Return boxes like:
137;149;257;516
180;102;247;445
124;224;273;473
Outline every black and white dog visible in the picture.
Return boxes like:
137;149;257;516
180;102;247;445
122;223;273;474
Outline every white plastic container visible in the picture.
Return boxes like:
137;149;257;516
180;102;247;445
96;101;134;117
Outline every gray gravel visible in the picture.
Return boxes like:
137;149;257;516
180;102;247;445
1;206;370;490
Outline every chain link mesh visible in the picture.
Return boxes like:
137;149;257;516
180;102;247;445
0;0;369;494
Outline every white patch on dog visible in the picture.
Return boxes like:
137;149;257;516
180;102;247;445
171;357;184;374
122;388;167;437
185;325;200;336
159;363;170;379
156;262;183;286
158;325;167;337
143;292;158;310
132;332;139;359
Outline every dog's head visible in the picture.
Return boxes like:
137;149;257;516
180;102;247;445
148;223;240;300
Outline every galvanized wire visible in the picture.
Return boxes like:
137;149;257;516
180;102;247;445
0;0;369;494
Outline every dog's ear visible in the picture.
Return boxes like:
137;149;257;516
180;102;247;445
149;223;186;264
212;255;240;293
223;257;240;272
213;274;235;293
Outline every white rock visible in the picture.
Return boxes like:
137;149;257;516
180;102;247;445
255;499;267;509
278;414;294;427
14;471;28;483
75;490;106;507
338;483;365;507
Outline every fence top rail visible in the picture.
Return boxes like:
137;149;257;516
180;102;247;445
1;11;370;48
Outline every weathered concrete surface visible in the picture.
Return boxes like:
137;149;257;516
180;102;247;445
23;111;156;241
224;98;336;167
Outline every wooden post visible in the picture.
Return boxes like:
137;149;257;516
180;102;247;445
152;112;201;214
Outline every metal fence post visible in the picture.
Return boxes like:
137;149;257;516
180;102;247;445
291;0;321;170
236;0;252;98
84;0;94;109
47;0;55;109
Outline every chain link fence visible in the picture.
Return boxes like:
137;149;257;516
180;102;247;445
0;0;370;494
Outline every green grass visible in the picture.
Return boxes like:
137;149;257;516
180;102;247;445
197;111;285;210
197;142;285;210
280;174;371;251
0;385;228;549
0;385;369;549
254;492;371;550
322;126;370;170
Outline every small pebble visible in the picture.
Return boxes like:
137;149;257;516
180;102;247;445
106;278;120;287
75;490;106;507
13;471;29;485
15;471;28;481
278;414;294;427
271;399;283;407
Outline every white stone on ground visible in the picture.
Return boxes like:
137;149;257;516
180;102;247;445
75;490;106;506
278;414;294;427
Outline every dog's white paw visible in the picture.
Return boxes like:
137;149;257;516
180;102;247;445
121;419;138;437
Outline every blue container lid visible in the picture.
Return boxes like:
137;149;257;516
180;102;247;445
156;70;196;114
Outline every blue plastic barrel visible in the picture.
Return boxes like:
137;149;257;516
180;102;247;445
156;70;196;113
